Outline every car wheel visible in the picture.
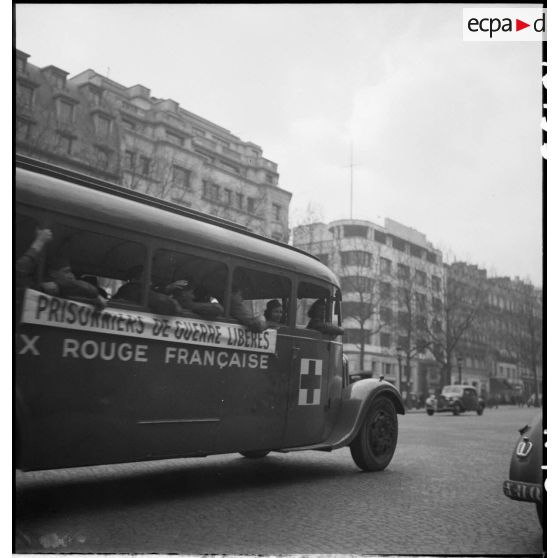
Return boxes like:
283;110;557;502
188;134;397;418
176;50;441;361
239;450;270;459
476;405;484;416
350;396;398;472
452;402;461;416
426;408;434;416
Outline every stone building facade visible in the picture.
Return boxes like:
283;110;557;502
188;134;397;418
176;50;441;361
15;49;291;242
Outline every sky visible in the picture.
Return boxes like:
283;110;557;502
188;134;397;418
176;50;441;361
14;3;544;285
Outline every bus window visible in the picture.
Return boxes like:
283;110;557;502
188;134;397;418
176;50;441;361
151;248;228;304
42;223;146;301
296;281;335;329
231;267;291;326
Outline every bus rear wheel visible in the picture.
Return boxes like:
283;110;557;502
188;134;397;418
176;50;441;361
350;396;398;472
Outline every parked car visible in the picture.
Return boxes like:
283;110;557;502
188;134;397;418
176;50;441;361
425;385;485;416
502;412;544;526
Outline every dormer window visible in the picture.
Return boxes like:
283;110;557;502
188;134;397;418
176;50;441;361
16;56;27;74
16;83;35;108
94;113;112;137
57;99;75;124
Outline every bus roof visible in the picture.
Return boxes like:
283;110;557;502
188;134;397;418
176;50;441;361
16;156;339;287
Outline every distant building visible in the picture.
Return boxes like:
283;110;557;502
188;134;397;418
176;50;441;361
15;49;291;241
293;218;445;398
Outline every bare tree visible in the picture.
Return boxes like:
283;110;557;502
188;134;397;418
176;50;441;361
336;241;389;373
422;265;487;388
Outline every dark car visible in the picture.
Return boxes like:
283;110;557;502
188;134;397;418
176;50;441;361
503;412;544;526
425;385;485;416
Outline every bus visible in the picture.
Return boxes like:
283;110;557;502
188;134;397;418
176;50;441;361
15;156;404;473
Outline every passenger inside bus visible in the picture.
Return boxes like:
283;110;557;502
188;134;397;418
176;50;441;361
165;279;224;319
230;284;267;332
79;275;109;299
113;265;182;315
307;298;344;337
264;299;284;328
16;227;53;289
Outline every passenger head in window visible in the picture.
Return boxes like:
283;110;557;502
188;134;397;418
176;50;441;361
16;227;53;289
113;265;145;303
307;298;344;337
264;299;283;328
41;257;106;307
166;279;224;319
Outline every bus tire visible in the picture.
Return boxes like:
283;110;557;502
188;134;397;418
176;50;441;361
239;450;270;459
350;396;398;472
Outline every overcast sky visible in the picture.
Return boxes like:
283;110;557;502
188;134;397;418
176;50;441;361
14;3;543;285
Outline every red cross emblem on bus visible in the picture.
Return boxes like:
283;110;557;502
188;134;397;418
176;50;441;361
298;358;322;405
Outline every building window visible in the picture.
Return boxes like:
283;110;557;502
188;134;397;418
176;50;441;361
380;333;391;348
57;100;75;124
265;172;274;184
94;114;111;137
345;329;371;345
16;119;34;142
397;263;410;280
410;244;423;259
17;83;34;108
426;251;438;264
341;275;373;292
236;193;244;210
398;287;410;306
172;166;191;189
415;269;427;286
380;306;392;324
380;281;392;300
122;118;136;130
374;230;386;244
343;301;372;317
224;188;233;206
343;225;368;238
57;133;73;154
203;182;220;201
139;155;151;176
392;236;406;252
432;297;442;313
124;151;136;170
166;130;184;146
247;197;256;214
380;257;392;275
53;74;66;90
272;203;281;221
341;250;372;267
432;275;441;292
398;311;410;329
95;147;110;169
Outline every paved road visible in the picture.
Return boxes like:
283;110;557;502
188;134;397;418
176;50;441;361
15;406;545;555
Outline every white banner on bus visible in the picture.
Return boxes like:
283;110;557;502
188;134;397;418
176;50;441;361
21;290;277;354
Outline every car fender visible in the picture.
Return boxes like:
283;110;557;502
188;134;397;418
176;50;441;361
317;378;405;450
508;414;543;485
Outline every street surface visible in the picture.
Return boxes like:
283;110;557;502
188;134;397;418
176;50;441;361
15;406;544;555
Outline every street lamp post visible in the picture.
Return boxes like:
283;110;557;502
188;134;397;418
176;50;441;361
457;356;463;384
396;346;403;392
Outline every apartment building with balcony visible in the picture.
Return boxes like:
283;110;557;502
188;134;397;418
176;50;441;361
293;218;445;399
15;49;291;241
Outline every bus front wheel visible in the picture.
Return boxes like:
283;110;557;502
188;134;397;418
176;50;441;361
350;396;398;472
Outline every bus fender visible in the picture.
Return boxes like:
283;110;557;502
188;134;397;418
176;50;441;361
323;378;405;450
